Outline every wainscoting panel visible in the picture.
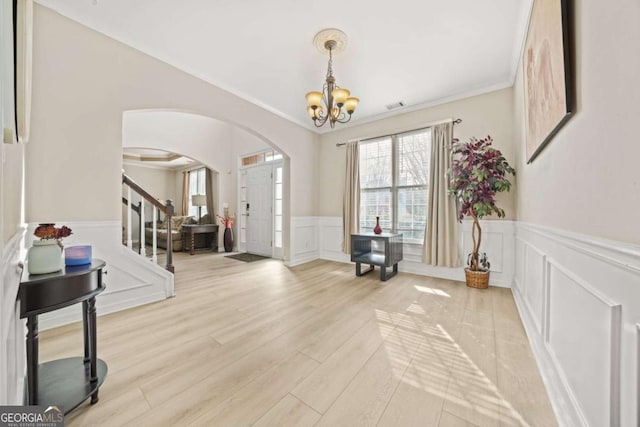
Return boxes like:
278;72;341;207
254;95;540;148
26;221;173;330
514;222;638;427
515;237;526;296
0;228;26;405
287;217;320;267
461;230;504;272
547;261;621;427
290;217;515;287
460;220;515;287
522;243;546;335
318;217;350;264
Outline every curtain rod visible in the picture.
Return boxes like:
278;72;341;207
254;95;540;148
335;118;462;147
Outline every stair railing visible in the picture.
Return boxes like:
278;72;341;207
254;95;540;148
122;172;175;273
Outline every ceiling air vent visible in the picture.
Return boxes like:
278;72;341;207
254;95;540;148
385;101;405;111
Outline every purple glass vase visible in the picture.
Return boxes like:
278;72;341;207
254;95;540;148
373;216;382;234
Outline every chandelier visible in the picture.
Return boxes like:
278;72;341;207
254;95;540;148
305;29;359;128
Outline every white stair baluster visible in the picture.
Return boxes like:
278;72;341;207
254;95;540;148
152;206;158;264
140;199;146;257
127;187;133;250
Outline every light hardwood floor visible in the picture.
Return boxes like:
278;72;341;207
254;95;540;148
40;252;558;427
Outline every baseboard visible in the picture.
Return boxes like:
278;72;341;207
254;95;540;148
285;252;319;267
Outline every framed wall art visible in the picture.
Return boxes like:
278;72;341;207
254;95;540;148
523;0;573;163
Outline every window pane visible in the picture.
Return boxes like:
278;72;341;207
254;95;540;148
275;215;282;232
397;187;428;241
357;127;431;244
276;167;283;183
197;169;206;194
275;183;282;200
189;173;197;195
275;231;282;248
275;200;282;215
359;189;392;233
398;130;430;186
359;138;392;189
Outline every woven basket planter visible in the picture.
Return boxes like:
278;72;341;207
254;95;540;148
464;268;490;289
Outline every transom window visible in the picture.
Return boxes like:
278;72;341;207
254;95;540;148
241;149;282;166
359;128;431;243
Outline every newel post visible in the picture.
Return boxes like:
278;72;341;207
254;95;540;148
165;200;175;273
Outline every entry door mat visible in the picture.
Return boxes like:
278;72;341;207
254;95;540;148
225;253;271;263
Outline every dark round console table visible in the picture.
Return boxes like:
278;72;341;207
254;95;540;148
18;259;108;414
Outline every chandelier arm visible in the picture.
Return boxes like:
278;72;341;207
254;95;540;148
314;114;329;127
335;111;353;124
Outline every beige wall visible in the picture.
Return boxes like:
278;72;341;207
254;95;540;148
122;163;178;206
513;0;640;244
26;5;316;228
317;88;516;218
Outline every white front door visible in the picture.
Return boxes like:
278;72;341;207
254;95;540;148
246;165;273;256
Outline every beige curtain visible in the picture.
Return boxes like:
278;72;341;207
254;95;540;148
181;171;189;215
205;168;214;223
342;142;360;254
422;122;459;267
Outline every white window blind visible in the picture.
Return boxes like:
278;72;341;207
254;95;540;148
359;128;431;243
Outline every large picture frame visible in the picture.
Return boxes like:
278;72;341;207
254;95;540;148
523;0;573;163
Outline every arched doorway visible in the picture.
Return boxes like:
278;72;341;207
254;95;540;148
121;109;291;262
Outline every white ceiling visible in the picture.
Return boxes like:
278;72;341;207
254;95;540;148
36;0;533;133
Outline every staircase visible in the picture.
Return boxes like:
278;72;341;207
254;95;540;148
122;172;175;273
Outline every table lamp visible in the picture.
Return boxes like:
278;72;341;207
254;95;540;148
191;194;206;223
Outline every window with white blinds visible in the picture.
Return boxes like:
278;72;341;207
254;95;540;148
188;168;207;218
359;128;431;243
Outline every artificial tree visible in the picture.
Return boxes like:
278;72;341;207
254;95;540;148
449;135;516;275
